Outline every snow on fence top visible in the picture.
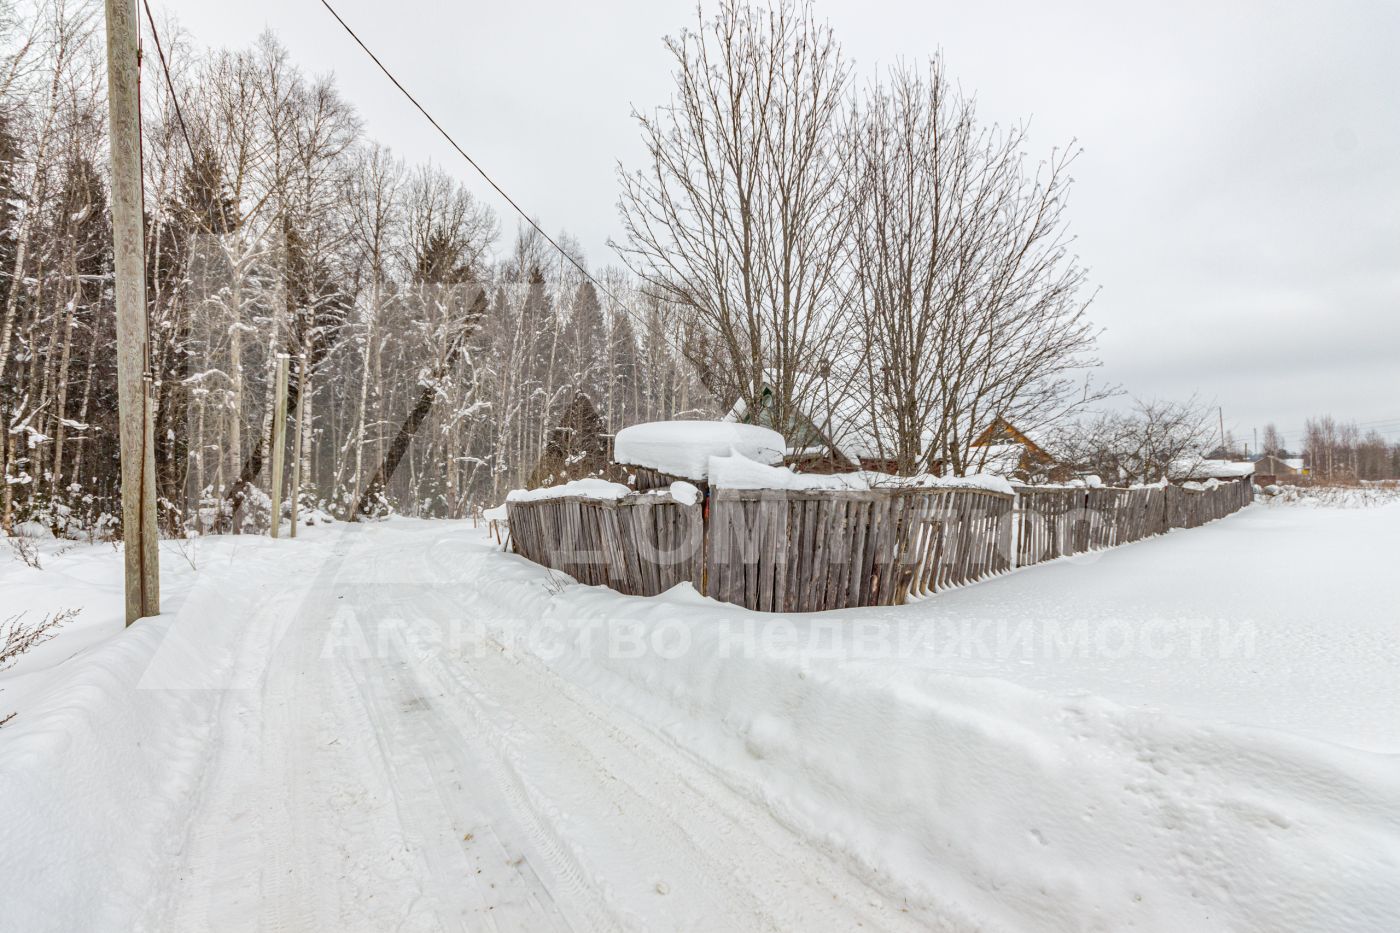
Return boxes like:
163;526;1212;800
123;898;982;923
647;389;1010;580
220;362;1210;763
505;477;702;506
613;421;786;481
706;451;1017;495
870;472;1018;495
506;478;632;502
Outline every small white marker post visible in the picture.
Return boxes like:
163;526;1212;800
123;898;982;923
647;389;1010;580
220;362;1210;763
289;355;307;538
269;354;289;539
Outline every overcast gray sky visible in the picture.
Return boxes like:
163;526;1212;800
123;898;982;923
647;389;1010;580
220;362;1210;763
175;0;1400;449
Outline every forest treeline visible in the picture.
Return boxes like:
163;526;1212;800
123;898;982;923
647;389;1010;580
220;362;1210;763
0;0;708;535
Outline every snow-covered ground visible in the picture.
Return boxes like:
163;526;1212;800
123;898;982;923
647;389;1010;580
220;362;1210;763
1;492;1398;931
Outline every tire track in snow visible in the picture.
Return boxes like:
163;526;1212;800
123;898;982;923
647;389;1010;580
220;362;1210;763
391;549;935;931
341;637;590;931
154;523;951;931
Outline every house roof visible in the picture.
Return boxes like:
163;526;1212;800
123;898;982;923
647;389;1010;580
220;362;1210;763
726;383;1053;474
973;443;1028;478
970;416;1052;463
724;377;899;465
1251;454;1301;475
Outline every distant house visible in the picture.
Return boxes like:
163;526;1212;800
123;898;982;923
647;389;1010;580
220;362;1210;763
527;392;618;488
966;416;1066;482
727;381;1061;480
1250;454;1305;486
725;378;899;473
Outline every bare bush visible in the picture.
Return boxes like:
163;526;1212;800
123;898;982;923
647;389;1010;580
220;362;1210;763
0;609;76;670
1052;397;1217;485
164;532;200;571
5;533;42;569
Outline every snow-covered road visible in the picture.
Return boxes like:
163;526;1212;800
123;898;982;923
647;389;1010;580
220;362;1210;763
151;525;941;932
4;496;1399;931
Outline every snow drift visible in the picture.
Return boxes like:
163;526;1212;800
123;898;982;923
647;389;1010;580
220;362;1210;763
4;507;1399;931
449;533;1400;932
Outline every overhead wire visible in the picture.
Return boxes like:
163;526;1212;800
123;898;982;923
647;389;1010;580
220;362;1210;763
313;0;695;372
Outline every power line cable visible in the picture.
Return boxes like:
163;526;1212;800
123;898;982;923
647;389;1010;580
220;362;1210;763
141;0;199;170
314;0;668;343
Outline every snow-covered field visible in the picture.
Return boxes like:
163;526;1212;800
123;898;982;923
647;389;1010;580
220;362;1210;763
2;491;1398;931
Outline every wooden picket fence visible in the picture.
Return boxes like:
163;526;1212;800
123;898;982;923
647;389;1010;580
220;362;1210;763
507;479;1252;612
1016;480;1252;567
704;487;1014;612
506;491;703;597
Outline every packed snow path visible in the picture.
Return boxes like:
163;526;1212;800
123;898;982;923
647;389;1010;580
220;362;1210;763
5;498;1400;931
153;527;937;932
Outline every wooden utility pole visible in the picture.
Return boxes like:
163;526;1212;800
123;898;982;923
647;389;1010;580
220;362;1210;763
269;354;289;538
105;0;159;624
289;355;307;538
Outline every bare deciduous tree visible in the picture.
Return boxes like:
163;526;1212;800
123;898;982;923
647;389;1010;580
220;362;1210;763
617;0;853;437
1051;397;1217;485
845;59;1105;476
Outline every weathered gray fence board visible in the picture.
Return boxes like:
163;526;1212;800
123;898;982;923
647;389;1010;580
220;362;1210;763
508;492;702;597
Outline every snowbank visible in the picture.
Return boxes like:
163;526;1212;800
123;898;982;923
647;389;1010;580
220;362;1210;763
614;421;785;480
455;528;1400;932
0;617;223;930
0;532;332;932
1266;484;1400;509
505;477;631;502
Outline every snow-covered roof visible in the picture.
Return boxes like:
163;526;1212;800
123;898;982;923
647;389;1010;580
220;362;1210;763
799;383;890;463
614;421;785;481
1170;459;1256;481
1283;458;1305;471
723;376;902;465
726;377;1033;470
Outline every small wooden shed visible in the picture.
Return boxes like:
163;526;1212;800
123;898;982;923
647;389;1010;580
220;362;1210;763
1250;454;1301;486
